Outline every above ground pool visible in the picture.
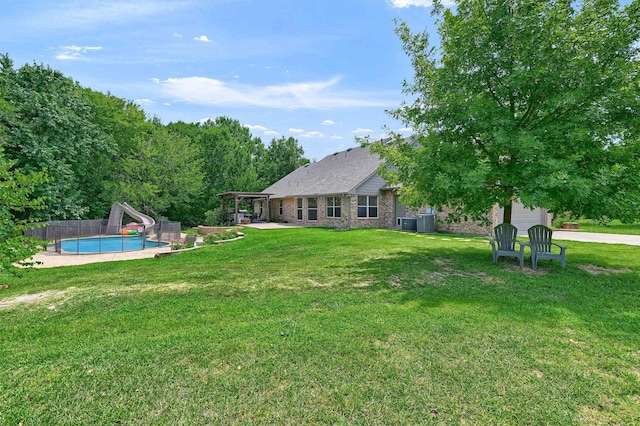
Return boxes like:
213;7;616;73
56;236;168;254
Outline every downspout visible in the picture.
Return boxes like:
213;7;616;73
346;194;352;229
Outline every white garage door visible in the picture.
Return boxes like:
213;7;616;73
499;202;546;235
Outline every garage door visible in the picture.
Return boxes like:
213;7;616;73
498;202;546;235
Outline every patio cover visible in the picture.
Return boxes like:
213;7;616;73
217;192;272;224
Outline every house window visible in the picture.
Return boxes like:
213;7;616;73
296;198;303;220
307;197;318;221
326;196;341;218
279;200;283;216
357;195;378;218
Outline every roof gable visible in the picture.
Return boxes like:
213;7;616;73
263;146;383;198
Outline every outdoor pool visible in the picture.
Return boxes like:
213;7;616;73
55;236;168;254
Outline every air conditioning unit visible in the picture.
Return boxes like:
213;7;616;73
417;214;436;233
401;217;417;232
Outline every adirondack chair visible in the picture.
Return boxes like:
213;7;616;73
489;223;525;268
526;225;567;269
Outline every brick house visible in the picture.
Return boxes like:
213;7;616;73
262;146;399;229
260;145;551;234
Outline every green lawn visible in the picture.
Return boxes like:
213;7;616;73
1;228;638;425
553;217;640;235
571;219;640;235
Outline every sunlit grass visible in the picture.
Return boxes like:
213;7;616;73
1;228;638;424
575;219;640;235
554;217;640;235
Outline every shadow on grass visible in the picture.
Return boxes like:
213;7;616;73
347;242;640;342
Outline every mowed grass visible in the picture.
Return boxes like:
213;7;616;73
1;228;639;425
574;219;640;235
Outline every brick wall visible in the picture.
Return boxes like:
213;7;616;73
270;196;550;236
435;206;494;235
269;192;396;229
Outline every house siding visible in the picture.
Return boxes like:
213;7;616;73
355;175;387;195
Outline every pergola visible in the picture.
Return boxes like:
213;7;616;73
217;192;272;224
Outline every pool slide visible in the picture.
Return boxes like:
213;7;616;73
106;202;156;235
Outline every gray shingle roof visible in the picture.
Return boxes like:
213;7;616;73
263;146;382;198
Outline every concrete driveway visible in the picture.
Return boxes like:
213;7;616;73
552;231;640;246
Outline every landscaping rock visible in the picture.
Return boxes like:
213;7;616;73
561;222;580;230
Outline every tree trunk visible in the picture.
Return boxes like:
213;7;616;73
503;203;512;224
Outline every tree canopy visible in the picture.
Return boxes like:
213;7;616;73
371;0;640;224
0;55;114;220
259;136;310;188
0;53;309;235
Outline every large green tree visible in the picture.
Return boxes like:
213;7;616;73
0;55;114;220
197;117;262;211
259;136;309;188
110;123;204;223
371;0;640;224
82;89;153;218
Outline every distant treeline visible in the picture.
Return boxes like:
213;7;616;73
0;54;309;226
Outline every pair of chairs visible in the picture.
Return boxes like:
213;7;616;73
489;223;566;269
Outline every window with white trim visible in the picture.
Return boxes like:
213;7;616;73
326;196;341;218
307;197;318;221
296;198;303;220
357;195;378;218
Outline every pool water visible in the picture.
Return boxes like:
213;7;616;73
57;236;167;253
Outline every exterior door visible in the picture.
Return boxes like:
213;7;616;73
395;195;406;227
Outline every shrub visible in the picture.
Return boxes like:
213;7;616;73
552;216;568;228
202;230;238;245
171;241;185;250
204;208;232;226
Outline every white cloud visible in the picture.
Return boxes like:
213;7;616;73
299;131;323;138
245;124;280;137
287;128;323;138
194;35;212;43
32;1;188;30
352;128;373;134
55;45;102;61
135;98;154;105
160;75;397;109
322;120;335;125
245;124;269;132
398;127;413;132
388;0;452;7
173;32;183;38
330;135;344;140
150;78;161;84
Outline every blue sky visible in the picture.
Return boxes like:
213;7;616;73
0;0;444;160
